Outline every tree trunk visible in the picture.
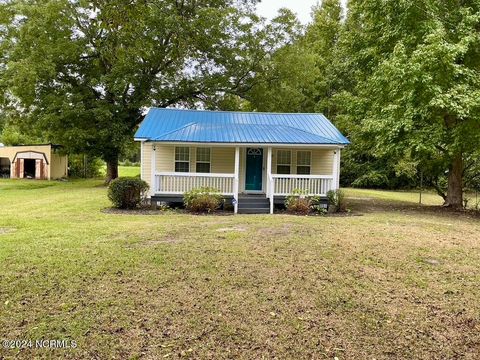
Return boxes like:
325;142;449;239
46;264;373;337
444;153;463;209
105;155;119;184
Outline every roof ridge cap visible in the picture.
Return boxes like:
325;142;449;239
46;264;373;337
279;124;337;143
153;122;197;140
150;107;326;117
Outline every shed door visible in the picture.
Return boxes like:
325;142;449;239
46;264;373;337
35;159;41;179
245;148;263;191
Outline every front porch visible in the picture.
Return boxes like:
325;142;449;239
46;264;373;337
145;144;341;214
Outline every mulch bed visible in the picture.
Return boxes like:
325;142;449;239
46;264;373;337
101;207;234;216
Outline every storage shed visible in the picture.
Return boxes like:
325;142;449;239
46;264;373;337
0;144;68;180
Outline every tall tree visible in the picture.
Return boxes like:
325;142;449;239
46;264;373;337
324;0;480;207
236;8;318;113
305;0;343;118
0;0;269;181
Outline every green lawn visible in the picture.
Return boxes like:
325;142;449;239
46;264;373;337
118;165;140;177
99;165;141;178
0;180;479;359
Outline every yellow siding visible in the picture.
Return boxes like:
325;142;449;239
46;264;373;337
141;144;337;194
50;153;68;179
211;147;235;173
239;148;246;191
271;148;334;176
141;143;152;188
156;145;175;172
312;149;334;175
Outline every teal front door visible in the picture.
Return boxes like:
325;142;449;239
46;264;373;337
245;148;263;191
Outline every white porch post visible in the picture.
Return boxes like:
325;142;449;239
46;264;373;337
150;143;156;197
234;146;240;214
140;141;144;181
332;148;341;191
336;149;342;190
267;147;273;214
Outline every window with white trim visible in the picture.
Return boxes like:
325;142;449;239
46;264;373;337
276;150;291;174
296;151;311;175
196;148;211;173
175;147;190;173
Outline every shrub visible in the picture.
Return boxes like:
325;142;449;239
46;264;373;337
352;171;389;189
108;177;149;209
311;196;328;215
184;187;223;213
327;189;347;213
285;189;312;215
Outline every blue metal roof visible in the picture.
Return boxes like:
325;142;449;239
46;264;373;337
135;108;350;145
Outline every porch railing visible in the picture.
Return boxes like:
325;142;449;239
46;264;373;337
270;175;334;196
155;172;235;195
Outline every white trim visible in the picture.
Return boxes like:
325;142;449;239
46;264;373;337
174;146;190;173
332;150;340;191
150;144;156;196
267;147;273;214
295;150;312;175
195;147;211;173
155;171;235;178
139;141;345;149
140;142;144;181
156;191;235;196
271;174;334;180
271;175;335;197
154;171;236;197
234;147;240;214
276;149;292;174
266;147;272;197
336;149;341;189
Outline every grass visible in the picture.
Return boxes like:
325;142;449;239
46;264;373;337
0;180;479;359
118;166;140;177
98;165;140;178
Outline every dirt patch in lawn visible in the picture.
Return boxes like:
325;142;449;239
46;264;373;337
0;227;15;235
256;224;293;237
139;236;182;246
216;227;248;233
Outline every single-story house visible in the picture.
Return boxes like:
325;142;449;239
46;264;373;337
0;144;68;180
135;108;350;214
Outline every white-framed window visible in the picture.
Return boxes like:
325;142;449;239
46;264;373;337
276;150;292;174
175;146;190;173
296;151;312;175
196;147;211;173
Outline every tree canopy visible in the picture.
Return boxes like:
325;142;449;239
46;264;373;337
0;0;294;180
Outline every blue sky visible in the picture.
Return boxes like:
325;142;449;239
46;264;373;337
256;0;319;24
